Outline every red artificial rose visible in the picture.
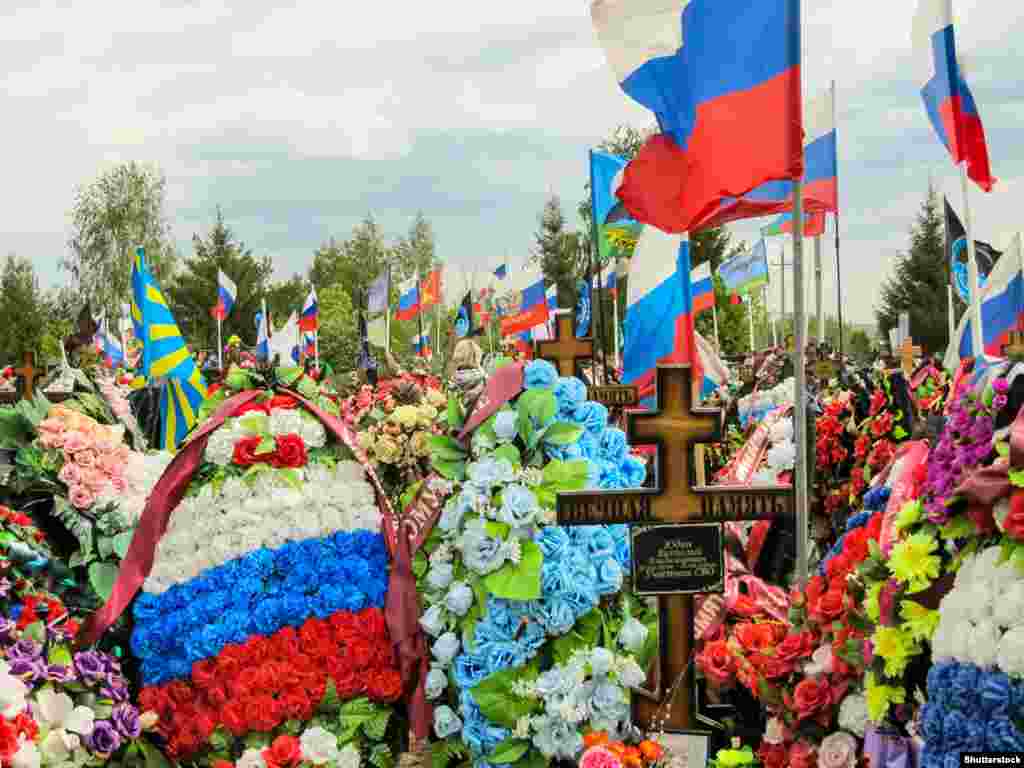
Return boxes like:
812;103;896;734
788;742;817;768
263;735;303;768
213;761;235;768
347;638;375;669
749;653;794;680
1004;491;1024;539
237;666;263;695
222;701;248;737
233;401;270;417
233;436;274;467
865;511;884;541
330;612;358;642
757;743;787;768
306;676;328;704
280;688;315;721
248;635;274;663
194;708;217;740
332;668;363;699
247;694;282;733
292;652;319;678
775;632;816;663
967;503;996;535
272;434;308;469
63;618;80;637
357;607;387;638
825;553;853;582
0;718;19;760
791;678;832;720
13;713;37;742
367;667;403;702
191;658;218;690
270;627;301;660
841;527;869;564
810;588;846;625
731;594;763;618
696;640;736;687
869;389;886;416
166;680;194;705
734;623;776;653
205;683;230;708
176;726;202;758
269;394;299;410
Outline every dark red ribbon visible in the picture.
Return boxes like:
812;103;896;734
78;389;263;646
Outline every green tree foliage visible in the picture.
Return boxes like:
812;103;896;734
266;275;311;329
0;255;47;364
164;209;274;349
309;215;392;307
64;162;178;314
317;285;359;371
530;197;587;310
849;329;875;360
876;188;948;356
393;212;437;283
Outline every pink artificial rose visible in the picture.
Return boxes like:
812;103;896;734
38;432;65;450
817;732;857;768
99;454;122;478
82;469;109;494
579;747;622;768
37;418;66;437
62;431;89;454
69;485;96;510
94;439;118;455
110;475;127;493
74;449;98;469
57;462;82;486
803;644;835;677
788;741;817;768
111;401;130;418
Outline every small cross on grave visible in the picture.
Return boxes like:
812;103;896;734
900;338;921;376
1003;331;1024;360
535;310;592;378
555;364;795;733
14;351;40;401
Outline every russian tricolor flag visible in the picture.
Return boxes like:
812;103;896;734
592;0;803;234
946;234;1024;368
256;302;271;362
622;227;701;404
299;287;318;332
103;328;125;368
913;0;995;192
214;270;237;321
303;332;316;359
413;332;432;358
499;274;549;336
395;277;420;321
690;262;715;314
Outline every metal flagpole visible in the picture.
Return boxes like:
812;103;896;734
793;180;809;585
384;265;391;357
612;262;621;370
832;80;845;357
746;295;755;351
947;284;956;347
766;285;777;347
814;235;823;344
217;317;223;370
711;299;721;352
960;164;984;357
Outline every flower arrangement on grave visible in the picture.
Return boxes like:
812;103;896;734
576;732;665;768
416;360;658;768
127;365;401;766
340;373;448;501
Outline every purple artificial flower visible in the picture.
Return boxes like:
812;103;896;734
9;657;45;681
0;618;16;644
101;684;129;703
0;579;12;598
87;721;122;755
110;704;141;739
73;651;106;682
46;665;76;684
7;639;41;663
994;378;1010;394
994;394;1009;411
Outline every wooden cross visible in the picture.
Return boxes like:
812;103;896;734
14;351;40;401
900;338;921;375
535;310;593;377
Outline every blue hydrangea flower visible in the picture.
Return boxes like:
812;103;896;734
524;360;558;390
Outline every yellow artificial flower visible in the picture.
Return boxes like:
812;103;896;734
872;626;916;678
418;404;439;425
426;388;447;408
865;581;883;623
888;532;941;592
895;500;922;531
899;600;940;643
865;671;906;722
714;747;756;767
410;430;432;458
390;405;421;430
374;435;402;463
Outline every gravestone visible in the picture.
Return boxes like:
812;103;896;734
535;310;593;378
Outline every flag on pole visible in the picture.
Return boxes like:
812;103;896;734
214;270;237;320
691;262;715;314
395;277;420;321
256;303;271;362
590;150;643;262
303;333;316;359
499;274;550;337
299;288;318;332
592;0;803;233
761;211;827;237
913;0;995;191
131;246;207;449
413;332;432;358
605;269;618;299
367;271;390;314
719;240;770;295
945;196;1001;304
419;269;442;309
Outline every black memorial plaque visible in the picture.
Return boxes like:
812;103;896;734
587;385;639;407
631;523;724;595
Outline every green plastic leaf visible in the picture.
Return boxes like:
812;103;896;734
256;436;276;454
428;435;468;461
112;531;134;559
369;744;393;768
543;422;583;446
68;551;94;569
318;679;341;714
226;368;254;391
88;562;119;602
277;468;304;491
209;727;232;753
1012;544;1024;575
140;739;172;768
339;697;377;741
434;459;466;481
413;550;429;579
447;393;465;429
96;536;115;560
517;749;548;768
472;664;541;728
892;425;908;440
491;739;530;765
1010;468;1024;488
276;367;303;387
997;441;1010;457
296;376;319;400
48;644;72;667
238;412;269;435
542;459;589;490
364;709;391;740
484;539;542;600
519;389;556;427
493;444;521;467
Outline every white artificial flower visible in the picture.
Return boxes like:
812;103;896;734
299;418;327;449
300;727;340;765
930;618;954;662
768;418;793;444
0;670;27;718
997;626;1024;678
995;581;1024;629
32;689;95;736
969;619;1002;669
764;717;786;744
269;408;304;437
204;428;238;466
766;441;796;470
238;749;268;768
335;744;361;768
837;693;869;738
949;619;974;661
963;581;995;623
39;729;82;763
12;741;40;768
617;658;646;689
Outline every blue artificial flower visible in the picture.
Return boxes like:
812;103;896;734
584;459;601;487
599;428;628;464
577;431;599;460
573;401;609;435
467;457;516;490
598;460;626;489
986;717;1024;752
425;665;447;699
453;653;491;690
544;442;583;462
498;484;540;528
530;597;577;635
132;593;162;622
927;662;958;710
460;519;507;575
607;524;631;566
433;705;463;738
524;360;557;390
943;711;970;750
620;455;646;488
494;410;518;441
428;562;455;591
432;632;461;666
981;670;1013;717
554;377;588;416
951;664;980;713
537;527;570;560
863;485;891;511
595;558;623;594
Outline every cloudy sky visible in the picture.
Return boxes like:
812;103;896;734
2;0;1021;324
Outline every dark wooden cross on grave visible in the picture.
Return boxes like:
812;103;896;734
535;309;593;378
1003;331;1024;360
555;363;795;734
14;351;40;401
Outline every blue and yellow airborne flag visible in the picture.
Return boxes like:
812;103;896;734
131;247;207;450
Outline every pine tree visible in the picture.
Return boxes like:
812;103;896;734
531;196;586;308
876;188;948;356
